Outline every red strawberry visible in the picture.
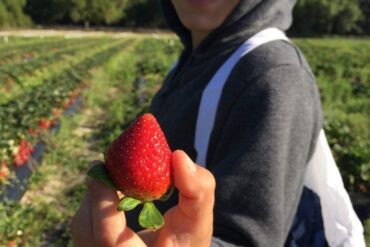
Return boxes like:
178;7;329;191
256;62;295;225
39;118;52;130
104;113;172;201
12;139;34;166
88;113;173;229
8;240;16;247
0;160;9;181
13;154;24;166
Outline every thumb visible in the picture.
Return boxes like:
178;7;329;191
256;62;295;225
171;150;216;219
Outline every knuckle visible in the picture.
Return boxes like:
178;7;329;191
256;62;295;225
202;170;216;192
195;170;216;201
87;180;104;196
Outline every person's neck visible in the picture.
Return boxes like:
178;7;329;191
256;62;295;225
191;31;210;51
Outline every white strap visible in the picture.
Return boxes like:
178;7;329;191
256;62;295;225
305;130;365;247
194;28;289;166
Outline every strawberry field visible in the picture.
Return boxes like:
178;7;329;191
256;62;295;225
0;33;369;246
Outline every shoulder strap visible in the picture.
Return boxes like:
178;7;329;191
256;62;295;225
194;28;289;166
303;130;365;246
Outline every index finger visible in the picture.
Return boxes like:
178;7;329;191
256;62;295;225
88;168;146;246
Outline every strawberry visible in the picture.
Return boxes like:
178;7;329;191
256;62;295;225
8;240;16;247
39;118;52;130
88;113;173;230
105;113;172;201
0;160;9;182
13;139;34;166
14;154;24;166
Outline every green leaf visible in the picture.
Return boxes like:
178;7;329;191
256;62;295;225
159;186;174;202
87;163;118;190
139;202;164;230
118;197;142;211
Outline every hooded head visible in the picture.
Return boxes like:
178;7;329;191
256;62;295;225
160;0;297;53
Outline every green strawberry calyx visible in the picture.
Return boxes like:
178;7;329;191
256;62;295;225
139;201;164;230
87;163;118;190
118;197;141;211
87;163;167;230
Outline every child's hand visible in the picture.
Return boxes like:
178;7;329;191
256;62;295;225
71;150;216;247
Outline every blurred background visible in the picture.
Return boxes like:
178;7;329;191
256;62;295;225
0;0;368;35
0;0;369;246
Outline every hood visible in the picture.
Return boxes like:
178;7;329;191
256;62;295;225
160;0;297;53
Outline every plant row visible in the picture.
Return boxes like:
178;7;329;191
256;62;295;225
0;38;117;104
0;37;78;64
0;38;99;72
0;37;47;49
0;39;129;184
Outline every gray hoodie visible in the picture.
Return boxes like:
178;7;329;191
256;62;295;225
127;1;324;246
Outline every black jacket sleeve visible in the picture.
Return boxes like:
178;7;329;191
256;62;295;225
207;65;323;246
